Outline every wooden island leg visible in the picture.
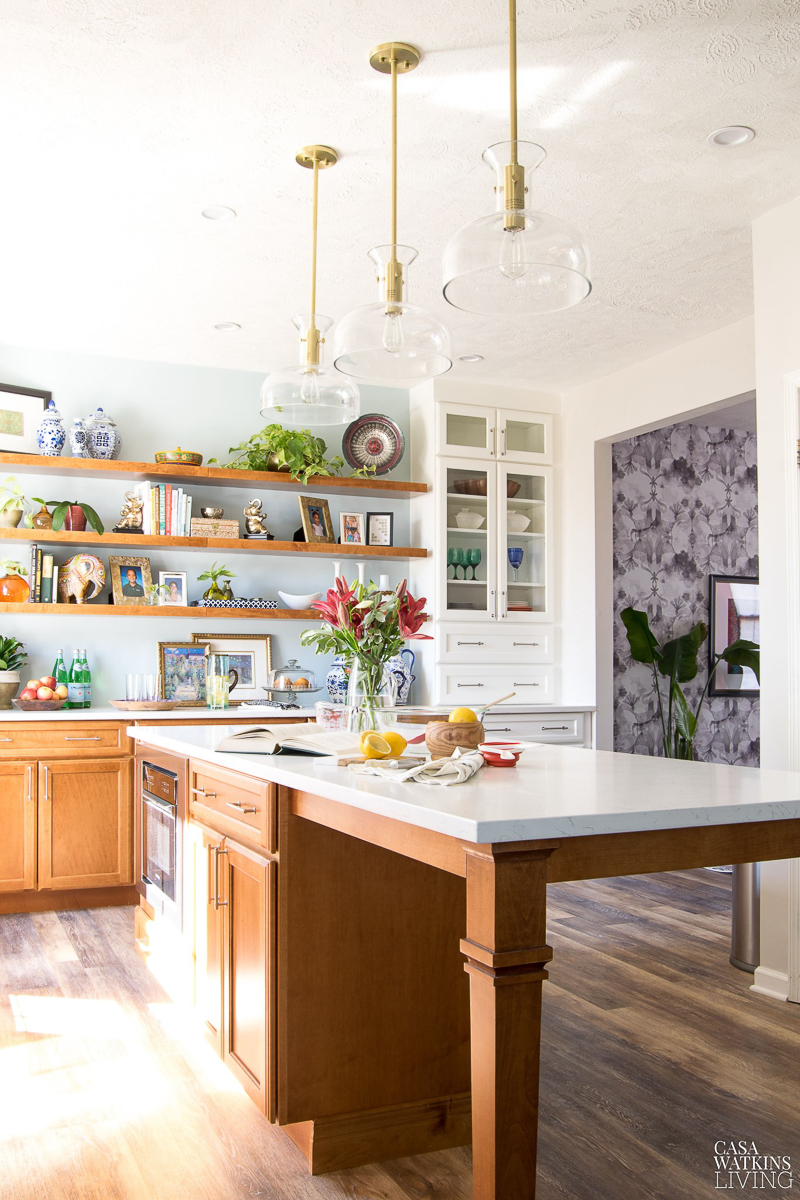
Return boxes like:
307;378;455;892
461;846;553;1200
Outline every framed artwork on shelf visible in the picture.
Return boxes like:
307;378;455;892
709;574;760;697
109;555;152;604
367;511;394;547
158;571;187;606
158;641;208;706
298;495;334;543
190;632;272;704
339;511;365;544
0;384;52;454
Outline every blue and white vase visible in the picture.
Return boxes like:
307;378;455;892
85;407;120;460
36;401;66;457
68;418;88;458
326;655;350;703
387;648;416;706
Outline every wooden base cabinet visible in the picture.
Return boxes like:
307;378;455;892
0;762;36;892
39;759;133;890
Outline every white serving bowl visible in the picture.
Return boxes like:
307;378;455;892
454;509;485;530
507;511;531;533
278;590;322;610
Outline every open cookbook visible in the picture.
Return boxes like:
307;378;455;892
215;725;364;757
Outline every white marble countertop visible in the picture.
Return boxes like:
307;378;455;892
129;723;800;844
0;705;316;722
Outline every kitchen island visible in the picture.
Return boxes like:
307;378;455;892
131;723;800;1200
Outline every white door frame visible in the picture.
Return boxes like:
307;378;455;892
783;370;800;1003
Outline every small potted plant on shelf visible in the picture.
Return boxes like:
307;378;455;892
197;561;236;602
0;559;30;603
46;499;104;534
0;634;26;709
0;477;27;529
226;425;345;485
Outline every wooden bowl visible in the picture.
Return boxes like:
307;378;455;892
452;477;521;498
425;719;485;760
109;699;179;711
12;698;67;711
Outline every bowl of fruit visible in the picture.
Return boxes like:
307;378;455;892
13;674;69;710
425;706;485;760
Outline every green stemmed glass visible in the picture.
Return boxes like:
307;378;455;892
451;548;466;579
466;548;482;581
447;547;458;580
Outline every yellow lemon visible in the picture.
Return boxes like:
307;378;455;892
359;729;379;754
382;731;407;757
449;706;478;723
362;733;392;759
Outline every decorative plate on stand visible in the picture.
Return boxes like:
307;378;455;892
342;413;405;475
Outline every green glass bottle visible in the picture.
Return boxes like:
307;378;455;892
67;651;84;710
81;649;92;709
52;649;69;706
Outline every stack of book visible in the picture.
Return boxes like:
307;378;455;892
27;544;59;603
190;516;240;539
131;482;194;536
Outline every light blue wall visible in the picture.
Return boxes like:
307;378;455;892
0;342;411;702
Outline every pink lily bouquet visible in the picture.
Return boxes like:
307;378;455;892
301;577;431;726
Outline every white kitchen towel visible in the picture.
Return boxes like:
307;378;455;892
347;746;485;786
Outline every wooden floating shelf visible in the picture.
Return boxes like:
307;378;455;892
0;453;427;499
0;527;426;560
0;603;322;620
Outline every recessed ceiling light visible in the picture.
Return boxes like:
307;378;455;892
202;205;236;220
457;354;484;363
214;322;241;332
707;126;755;148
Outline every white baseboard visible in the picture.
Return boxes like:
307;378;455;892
751;965;790;1002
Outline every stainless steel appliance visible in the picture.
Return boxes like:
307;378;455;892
136;748;186;931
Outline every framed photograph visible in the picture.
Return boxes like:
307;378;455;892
190;632;272;704
367;511;394;547
298;495;334;543
109;555;152;605
159;571;187;607
340;511;365;545
0;384;51;454
709;574;760;697
158;642;208;707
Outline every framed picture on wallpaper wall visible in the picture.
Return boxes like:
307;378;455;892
708;574;760;697
0;384;51;454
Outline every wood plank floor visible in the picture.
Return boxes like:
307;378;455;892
0;871;798;1200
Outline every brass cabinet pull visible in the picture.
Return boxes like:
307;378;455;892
64;736;101;741
214;846;228;910
226;800;258;815
192;787;217;798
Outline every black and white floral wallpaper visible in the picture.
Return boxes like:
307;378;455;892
612;421;759;766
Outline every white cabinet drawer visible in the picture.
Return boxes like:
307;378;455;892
439;623;554;664
436;665;554;707
483;713;586;744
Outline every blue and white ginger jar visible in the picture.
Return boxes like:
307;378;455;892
36;401;66;457
387;648;416;706
326;655;350;703
69;418;88;458
85;407;120;460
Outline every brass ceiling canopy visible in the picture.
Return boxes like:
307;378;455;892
368;42;420;74
296;145;338;170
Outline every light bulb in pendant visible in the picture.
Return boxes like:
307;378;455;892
382;310;405;355
300;367;320;403
499;228;527;280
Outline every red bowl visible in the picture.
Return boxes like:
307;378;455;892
479;741;523;767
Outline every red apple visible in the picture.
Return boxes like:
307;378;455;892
36;685;54;700
20;688;38;701
39;675;57;690
25;679;40;692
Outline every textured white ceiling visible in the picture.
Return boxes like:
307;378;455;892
0;1;799;391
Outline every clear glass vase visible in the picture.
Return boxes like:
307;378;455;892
346;659;398;734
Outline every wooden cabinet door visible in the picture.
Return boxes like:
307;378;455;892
0;763;36;892
38;758;133;890
195;827;224;1052
221;843;274;1117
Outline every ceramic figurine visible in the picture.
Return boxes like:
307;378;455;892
57;554;106;604
68;418;89;458
243;498;271;538
387;647;416;705
113;491;144;533
36;401;66;457
85;407;120;460
325;655;350;703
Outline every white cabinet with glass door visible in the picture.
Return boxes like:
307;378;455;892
437;402;552;465
439;458;553;624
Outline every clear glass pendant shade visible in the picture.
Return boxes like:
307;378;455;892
334;246;452;383
442;142;591;316
260;314;360;426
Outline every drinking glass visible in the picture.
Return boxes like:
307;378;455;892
508;546;524;582
126;674;142;701
447;547;457;580
466;548;482;581
452;548;466;580
143;674;160;702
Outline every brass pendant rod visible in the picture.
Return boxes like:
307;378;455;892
509;0;518;165
391;50;398;249
310;155;319;321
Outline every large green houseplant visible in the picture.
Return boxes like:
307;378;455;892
226;425;345;485
621;607;760;760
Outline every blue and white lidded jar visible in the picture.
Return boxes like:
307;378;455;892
36;401;66;457
85;407;120;460
68;418;88;458
326;655;350;703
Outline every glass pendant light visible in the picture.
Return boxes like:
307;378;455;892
442;0;591;316
334;43;452;382
260;146;360;426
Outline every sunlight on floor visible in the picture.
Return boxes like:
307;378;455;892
9;994;133;1037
